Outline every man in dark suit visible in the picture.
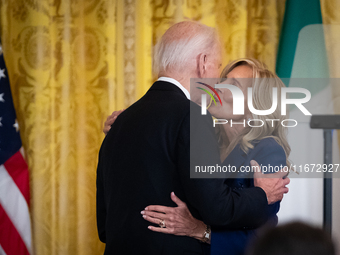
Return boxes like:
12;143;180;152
96;21;289;255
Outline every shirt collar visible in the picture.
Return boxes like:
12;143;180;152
157;77;190;100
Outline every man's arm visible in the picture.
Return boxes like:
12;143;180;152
251;139;290;205
253;160;289;205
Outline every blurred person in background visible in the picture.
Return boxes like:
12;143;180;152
246;221;336;255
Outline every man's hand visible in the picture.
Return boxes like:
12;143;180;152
252;160;290;205
103;110;124;135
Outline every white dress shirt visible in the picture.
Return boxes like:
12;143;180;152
157;77;190;100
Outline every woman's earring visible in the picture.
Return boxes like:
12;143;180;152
206;96;213;109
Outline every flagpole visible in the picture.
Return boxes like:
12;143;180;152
310;115;340;235
323;129;332;234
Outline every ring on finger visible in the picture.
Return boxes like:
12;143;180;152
159;219;166;228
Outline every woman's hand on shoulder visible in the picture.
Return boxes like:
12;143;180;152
103;109;125;135
141;192;207;242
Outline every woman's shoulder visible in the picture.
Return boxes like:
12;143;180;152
250;137;287;167
226;137;283;160
251;137;285;154
253;137;281;147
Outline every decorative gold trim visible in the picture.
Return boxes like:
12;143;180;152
124;0;136;107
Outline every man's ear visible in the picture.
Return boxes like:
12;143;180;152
197;53;207;78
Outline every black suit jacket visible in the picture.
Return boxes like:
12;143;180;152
96;81;271;255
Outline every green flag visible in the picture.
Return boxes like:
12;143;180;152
276;0;327;82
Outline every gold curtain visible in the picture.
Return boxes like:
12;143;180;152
0;0;285;254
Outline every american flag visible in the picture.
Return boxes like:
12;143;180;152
0;43;32;254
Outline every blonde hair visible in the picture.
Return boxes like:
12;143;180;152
219;58;291;167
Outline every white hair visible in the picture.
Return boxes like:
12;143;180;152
153;23;219;76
